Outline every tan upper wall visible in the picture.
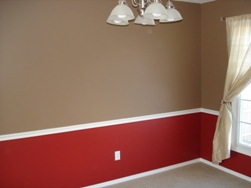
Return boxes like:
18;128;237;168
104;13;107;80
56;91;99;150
201;0;251;110
0;1;201;134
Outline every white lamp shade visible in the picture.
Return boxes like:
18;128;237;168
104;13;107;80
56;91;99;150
108;4;135;21
144;2;168;20
107;15;129;26
134;16;155;26
160;8;183;23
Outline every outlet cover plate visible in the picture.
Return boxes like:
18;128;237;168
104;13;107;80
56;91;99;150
115;151;120;161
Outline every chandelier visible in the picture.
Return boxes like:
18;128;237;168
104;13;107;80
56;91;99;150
107;0;182;26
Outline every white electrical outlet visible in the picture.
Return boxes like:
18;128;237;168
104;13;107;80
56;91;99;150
115;151;120;161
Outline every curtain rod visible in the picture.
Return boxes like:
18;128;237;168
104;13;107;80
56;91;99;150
220;17;226;22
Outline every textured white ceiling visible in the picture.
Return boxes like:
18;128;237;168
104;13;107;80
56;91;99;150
174;0;216;4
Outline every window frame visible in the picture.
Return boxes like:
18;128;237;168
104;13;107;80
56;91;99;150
232;84;251;157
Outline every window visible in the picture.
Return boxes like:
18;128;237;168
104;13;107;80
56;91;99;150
232;83;251;156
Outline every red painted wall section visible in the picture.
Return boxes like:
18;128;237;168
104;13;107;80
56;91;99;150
200;113;251;178
200;113;218;161
0;113;200;188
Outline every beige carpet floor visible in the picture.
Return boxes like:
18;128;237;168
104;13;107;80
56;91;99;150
105;162;251;188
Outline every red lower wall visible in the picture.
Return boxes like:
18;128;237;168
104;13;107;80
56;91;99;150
1;112;250;187
0;113;200;188
200;113;251;177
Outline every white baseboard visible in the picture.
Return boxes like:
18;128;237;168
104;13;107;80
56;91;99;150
84;159;200;188
84;158;251;188
199;158;251;183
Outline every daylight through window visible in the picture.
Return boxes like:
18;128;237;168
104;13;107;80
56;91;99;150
238;83;251;148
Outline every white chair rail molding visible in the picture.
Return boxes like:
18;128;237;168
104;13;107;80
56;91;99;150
106;0;183;26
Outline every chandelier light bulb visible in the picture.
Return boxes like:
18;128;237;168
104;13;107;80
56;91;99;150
114;20;122;24
152;13;161;17
118;15;126;18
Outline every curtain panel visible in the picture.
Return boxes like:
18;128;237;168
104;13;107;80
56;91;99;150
212;14;251;164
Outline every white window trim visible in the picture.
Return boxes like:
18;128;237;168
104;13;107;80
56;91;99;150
231;95;251;157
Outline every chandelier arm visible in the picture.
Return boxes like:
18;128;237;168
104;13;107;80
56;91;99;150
131;0;139;7
145;0;151;7
149;0;162;3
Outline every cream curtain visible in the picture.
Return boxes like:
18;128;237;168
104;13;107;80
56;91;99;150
212;14;251;164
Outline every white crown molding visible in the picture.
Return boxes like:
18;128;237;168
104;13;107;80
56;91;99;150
174;0;216;4
0;108;218;142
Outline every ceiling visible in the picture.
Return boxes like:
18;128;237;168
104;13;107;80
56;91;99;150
174;0;215;4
